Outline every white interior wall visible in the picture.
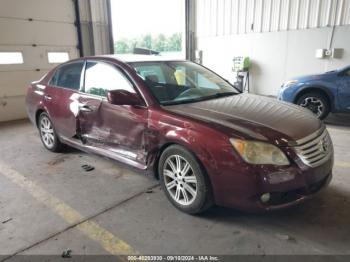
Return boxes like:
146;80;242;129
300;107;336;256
196;25;350;96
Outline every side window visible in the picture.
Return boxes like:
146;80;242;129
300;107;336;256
84;61;135;97
50;62;84;90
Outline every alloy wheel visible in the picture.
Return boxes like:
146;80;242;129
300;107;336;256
299;97;324;117
163;155;198;206
40;116;55;148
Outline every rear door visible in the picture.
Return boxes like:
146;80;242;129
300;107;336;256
45;61;85;138
78;60;148;165
337;69;350;111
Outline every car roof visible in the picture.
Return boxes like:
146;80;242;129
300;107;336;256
101;54;186;63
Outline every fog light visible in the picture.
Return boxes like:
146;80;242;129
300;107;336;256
260;193;270;203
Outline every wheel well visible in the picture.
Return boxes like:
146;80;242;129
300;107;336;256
153;142;176;180
153;142;209;180
35;109;45;127
153;142;215;203
294;87;332;109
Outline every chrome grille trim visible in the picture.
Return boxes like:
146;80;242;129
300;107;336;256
293;128;333;168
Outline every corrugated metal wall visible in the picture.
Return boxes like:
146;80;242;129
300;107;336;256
196;0;350;37
78;0;113;56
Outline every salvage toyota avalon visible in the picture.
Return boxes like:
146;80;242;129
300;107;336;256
26;55;333;214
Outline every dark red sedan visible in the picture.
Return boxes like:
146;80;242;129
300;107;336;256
26;55;334;214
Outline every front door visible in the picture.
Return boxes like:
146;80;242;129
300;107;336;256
337;68;350;112
78;61;148;165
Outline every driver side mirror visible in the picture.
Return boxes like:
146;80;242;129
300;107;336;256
107;90;143;106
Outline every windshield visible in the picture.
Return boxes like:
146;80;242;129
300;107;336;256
129;61;238;105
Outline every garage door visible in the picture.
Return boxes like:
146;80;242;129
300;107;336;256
0;0;79;122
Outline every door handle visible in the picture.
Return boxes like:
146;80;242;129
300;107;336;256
79;104;95;112
44;95;52;101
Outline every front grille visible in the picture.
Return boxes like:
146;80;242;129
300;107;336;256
293;128;333;168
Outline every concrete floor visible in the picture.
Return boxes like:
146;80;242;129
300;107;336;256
0;114;350;259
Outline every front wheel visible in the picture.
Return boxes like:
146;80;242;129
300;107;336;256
296;92;330;119
158;145;213;214
38;112;65;152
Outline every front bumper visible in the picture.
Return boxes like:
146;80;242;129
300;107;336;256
255;171;332;211
211;155;333;212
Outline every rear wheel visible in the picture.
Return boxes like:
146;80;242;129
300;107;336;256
158;145;213;214
296;92;330;119
38;112;64;152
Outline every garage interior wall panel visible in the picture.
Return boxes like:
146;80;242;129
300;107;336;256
197;25;350;96
196;0;350;37
0;0;79;122
195;0;350;96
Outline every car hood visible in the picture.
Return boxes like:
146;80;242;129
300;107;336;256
165;94;322;144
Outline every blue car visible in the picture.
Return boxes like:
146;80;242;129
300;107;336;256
278;65;350;119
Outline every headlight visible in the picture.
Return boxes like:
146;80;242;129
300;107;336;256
230;139;290;166
282;80;298;88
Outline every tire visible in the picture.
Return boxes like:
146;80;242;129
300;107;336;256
38;112;65;152
296;92;330;120
158;145;213;214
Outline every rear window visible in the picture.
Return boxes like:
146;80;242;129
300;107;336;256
50;62;84;90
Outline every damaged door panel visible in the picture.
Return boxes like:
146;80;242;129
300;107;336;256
79;99;148;165
78;60;149;166
77;93;103;143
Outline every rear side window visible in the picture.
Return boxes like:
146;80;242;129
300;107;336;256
84;61;135;97
50;62;84;90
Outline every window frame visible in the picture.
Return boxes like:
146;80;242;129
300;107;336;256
82;60;145;102
48;60;85;91
48;59;148;107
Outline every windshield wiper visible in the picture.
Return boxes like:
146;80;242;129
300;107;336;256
162;92;238;106
210;91;238;98
161;91;238;106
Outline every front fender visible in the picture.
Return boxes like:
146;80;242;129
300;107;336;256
287;80;335;111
